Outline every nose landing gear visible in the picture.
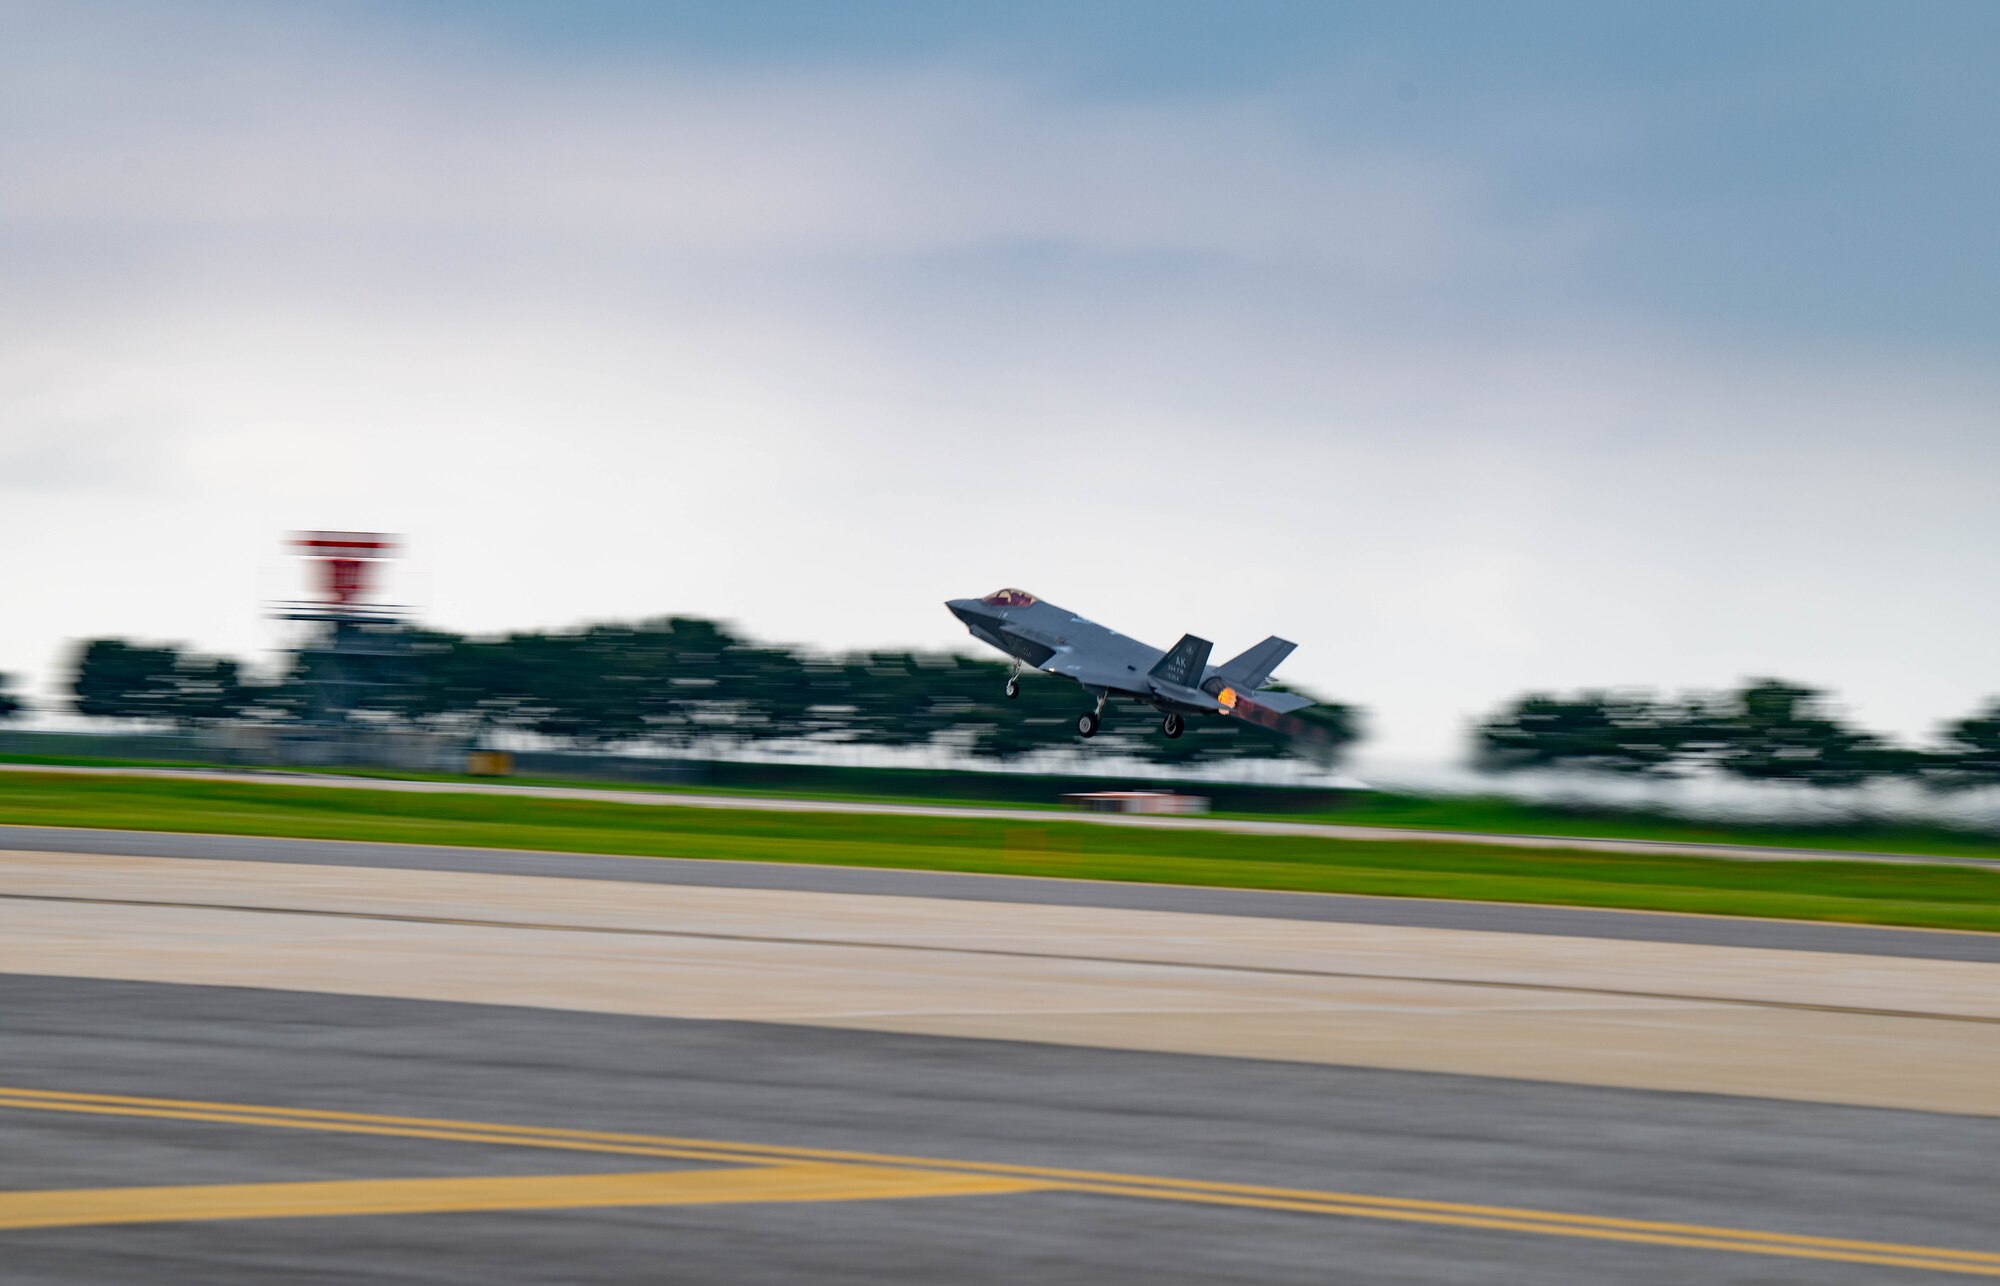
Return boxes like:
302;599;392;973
1077;691;1109;739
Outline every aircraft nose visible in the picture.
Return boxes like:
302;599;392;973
945;598;991;626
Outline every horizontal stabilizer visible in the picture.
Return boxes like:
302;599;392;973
1247;690;1313;715
1149;634;1213;688
1218;636;1296;689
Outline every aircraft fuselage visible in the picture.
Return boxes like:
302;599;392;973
946;592;1229;717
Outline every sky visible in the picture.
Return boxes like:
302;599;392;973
2;0;1996;764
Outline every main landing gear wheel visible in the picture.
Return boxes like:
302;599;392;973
1004;678;1020;700
1077;710;1101;738
1162;713;1184;739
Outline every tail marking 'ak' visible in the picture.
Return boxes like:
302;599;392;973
1149;634;1213;688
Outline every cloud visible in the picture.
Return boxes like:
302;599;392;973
0;5;1537;283
0;2;1995;761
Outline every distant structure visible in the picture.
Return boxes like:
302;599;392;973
255;531;446;766
1061;790;1210;815
294;531;399;612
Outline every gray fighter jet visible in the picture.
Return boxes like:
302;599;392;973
946;588;1314;740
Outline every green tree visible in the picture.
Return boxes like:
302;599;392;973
71;638;256;728
1934;700;2000;787
1683;679;1899;787
166;614;1361;767
1473;679;1917;786
1475;690;1683;775
167;655;252;726
939;660;1087;761
71;639;182;722
0;672;24;722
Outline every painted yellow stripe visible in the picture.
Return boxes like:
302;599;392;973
9;1085;1996;1264
0;1098;753;1165
1060;1183;2000;1277
4;1086;1997;1275
0;1165;1050;1232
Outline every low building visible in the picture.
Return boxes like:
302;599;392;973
1060;791;1210;815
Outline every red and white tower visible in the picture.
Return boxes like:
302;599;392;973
275;531;409;727
291;531;399;612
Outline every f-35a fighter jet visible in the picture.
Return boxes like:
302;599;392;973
946;589;1314;740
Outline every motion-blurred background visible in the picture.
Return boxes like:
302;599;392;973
6;10;2000;1285
4;0;1997;802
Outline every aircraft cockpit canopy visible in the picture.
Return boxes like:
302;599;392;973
980;588;1038;607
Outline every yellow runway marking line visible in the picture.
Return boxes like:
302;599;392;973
0;1097;771;1166
1058;1182;2000;1276
4;1086;1998;1275
0;1165;1050;1231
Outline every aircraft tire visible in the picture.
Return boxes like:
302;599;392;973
1162;713;1184;739
1005;678;1020;699
1077;711;1100;738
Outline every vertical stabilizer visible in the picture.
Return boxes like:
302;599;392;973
1149;634;1213;688
1218;637;1295;689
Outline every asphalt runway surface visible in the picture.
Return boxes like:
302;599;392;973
8;975;2000;1285
5;824;1997;962
7;761;1996;867
7;825;1999;1282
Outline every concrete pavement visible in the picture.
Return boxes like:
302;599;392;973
7;824;1998;961
5;848;1998;1115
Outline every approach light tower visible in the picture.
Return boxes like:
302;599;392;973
276;531;411;727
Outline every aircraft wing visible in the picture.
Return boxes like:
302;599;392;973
1045;655;1153;695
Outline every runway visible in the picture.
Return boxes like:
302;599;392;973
6;760;1994;867
8;824;1999;961
5;828;1998;1281
7;978;2000;1283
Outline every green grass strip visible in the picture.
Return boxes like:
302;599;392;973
0;772;1996;933
1265;793;2000;860
11;749;2000;858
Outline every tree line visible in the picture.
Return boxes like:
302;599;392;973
21;635;1994;787
1475;679;2000;789
31;618;1361;767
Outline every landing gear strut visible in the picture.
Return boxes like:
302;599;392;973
1077;691;1109;739
1161;713;1184;739
1004;662;1021;700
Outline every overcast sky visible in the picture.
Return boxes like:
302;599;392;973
2;0;1996;763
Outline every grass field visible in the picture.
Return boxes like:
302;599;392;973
6;750;1999;860
1273;792;2000;860
0;754;1056;813
2;771;1997;932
